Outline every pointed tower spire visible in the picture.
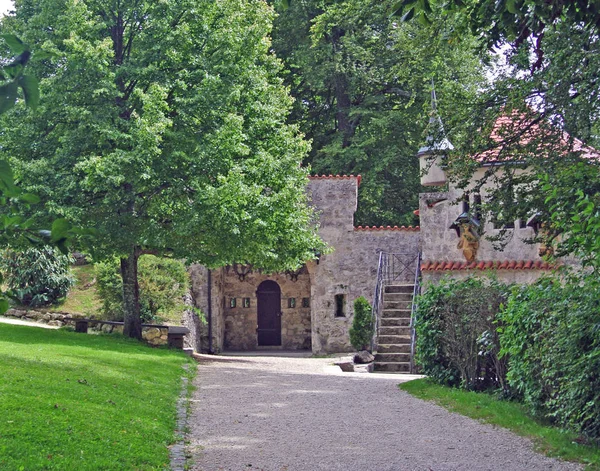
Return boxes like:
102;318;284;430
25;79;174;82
417;80;453;186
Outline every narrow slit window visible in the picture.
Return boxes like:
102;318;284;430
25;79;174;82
230;298;237;308
302;297;310;308
288;297;296;308
243;297;251;308
334;294;345;317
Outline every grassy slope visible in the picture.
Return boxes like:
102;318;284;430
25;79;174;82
0;324;194;470
401;379;600;470
49;264;102;316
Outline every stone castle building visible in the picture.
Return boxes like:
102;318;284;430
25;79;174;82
184;111;584;356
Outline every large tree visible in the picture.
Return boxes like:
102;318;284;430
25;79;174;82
271;0;487;226
1;0;323;338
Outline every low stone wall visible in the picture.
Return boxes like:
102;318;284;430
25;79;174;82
3;308;169;346
4;308;79;327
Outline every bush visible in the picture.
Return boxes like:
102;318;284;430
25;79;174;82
499;273;600;442
349;296;373;351
0;247;74;307
415;276;510;391
95;255;190;323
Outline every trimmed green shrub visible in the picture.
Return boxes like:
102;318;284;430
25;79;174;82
0;247;74;307
499;273;600;442
415;276;510;391
95;255;189;323
349;296;373;351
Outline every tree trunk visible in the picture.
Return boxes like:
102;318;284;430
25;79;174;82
121;246;142;339
329;25;358;149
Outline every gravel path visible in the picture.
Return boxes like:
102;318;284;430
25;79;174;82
187;354;581;471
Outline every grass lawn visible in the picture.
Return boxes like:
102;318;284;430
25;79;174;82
49;264;102;316
0;323;194;470
401;378;600;470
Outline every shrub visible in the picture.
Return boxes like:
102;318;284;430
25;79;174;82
1;247;75;307
95;256;190;323
499;273;600;441
94;260;124;320
349;296;373;351
415;276;510;391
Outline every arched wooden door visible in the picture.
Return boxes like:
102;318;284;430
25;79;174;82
256;280;282;346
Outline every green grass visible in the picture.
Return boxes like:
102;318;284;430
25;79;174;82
49;264;102;316
0;323;194;470
401;378;600;469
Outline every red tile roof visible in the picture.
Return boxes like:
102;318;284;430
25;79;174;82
475;112;599;163
421;260;557;271
355;225;420;231
309;174;362;186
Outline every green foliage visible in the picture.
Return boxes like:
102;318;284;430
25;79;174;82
272;0;487;226
349;296;373;351
394;0;600;68
95;260;124;321
96;256;189;323
0;33;39;112
0;323;194;470
415;276;510;391
1;0;324;336
542;162;600;271
0;246;74;307
499;273;600;442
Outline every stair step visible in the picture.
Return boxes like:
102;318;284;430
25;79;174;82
373;362;411;373
383;292;413;301
384;285;414;294
377;344;411;354
378;326;411;336
381;308;411;318
378;335;411;344
375;352;411;362
380;317;411;327
384;300;412;310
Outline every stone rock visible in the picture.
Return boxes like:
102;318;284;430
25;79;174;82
353;350;375;364
72;252;88;266
143;327;162;341
335;361;354;372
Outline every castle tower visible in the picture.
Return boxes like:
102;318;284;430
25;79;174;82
417;85;453;186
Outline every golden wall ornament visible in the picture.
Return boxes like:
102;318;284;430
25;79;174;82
450;212;481;263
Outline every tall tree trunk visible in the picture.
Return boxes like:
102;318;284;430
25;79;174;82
330;26;356;148
121;246;142;339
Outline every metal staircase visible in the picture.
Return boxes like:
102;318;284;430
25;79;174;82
371;252;421;373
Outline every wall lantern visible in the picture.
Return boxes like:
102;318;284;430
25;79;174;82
285;265;306;282
232;263;252;281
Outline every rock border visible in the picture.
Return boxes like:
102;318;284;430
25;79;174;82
170;363;190;471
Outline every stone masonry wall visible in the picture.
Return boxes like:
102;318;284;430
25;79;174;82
419;189;542;264
220;269;311;351
186;264;224;353
307;177;421;353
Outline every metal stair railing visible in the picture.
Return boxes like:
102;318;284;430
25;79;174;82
371;251;420;354
409;252;422;374
370;251;386;353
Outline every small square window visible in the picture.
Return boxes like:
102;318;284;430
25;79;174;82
230;298;237;308
243;297;251;308
334;294;345;317
288;297;296;308
302;297;310;308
